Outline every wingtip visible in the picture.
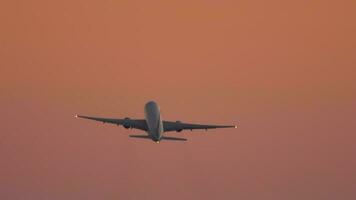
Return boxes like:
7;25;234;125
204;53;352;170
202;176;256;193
234;125;238;128
75;114;78;118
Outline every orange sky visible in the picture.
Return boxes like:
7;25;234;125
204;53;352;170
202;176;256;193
1;0;355;199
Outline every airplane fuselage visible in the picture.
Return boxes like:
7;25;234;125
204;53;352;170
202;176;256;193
144;101;164;142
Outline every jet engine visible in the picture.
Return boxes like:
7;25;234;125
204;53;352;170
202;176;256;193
176;121;183;132
123;117;131;129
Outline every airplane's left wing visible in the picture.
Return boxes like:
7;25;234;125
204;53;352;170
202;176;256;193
75;115;148;131
163;120;237;132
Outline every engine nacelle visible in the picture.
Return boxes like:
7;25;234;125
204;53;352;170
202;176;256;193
176;121;183;132
123;117;131;129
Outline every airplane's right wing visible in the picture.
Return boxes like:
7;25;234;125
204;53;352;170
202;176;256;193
76;115;148;131
163;121;237;132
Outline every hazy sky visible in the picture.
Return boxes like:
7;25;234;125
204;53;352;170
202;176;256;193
1;0;355;199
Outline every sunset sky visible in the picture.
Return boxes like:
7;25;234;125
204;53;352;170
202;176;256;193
1;0;355;199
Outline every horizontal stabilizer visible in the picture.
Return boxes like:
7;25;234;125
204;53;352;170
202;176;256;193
129;135;151;139
162;136;187;141
129;135;187;141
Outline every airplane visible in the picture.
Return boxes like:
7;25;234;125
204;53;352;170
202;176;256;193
75;101;237;143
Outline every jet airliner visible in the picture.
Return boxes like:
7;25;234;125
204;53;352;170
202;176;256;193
76;101;237;143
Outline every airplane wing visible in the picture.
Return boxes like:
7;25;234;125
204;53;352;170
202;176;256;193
75;115;148;131
163;120;237;132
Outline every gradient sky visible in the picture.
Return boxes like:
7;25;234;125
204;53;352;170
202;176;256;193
1;0;355;199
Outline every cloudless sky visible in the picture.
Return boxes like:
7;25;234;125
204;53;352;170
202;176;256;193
1;0;355;199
